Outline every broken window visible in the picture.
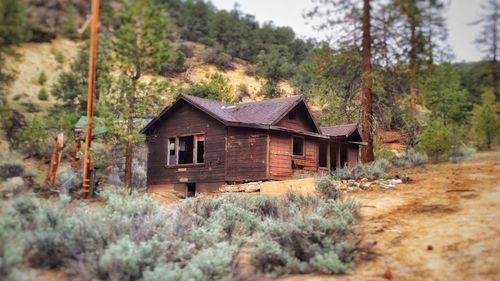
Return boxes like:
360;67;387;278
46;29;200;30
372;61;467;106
178;136;194;164
167;134;205;165
318;141;328;167
167;138;176;166
292;136;304;157
196;135;205;164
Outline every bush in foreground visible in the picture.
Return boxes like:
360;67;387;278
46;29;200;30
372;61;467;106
0;186;361;280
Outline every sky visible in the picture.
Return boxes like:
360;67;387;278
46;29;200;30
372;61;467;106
210;0;487;62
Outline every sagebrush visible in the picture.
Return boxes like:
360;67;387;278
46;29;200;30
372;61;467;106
0;186;361;280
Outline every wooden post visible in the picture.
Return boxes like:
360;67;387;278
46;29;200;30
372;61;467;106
48;133;64;187
82;0;99;198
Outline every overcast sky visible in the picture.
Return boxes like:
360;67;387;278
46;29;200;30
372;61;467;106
210;0;486;62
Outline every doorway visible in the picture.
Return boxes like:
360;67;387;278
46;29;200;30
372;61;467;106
186;183;196;197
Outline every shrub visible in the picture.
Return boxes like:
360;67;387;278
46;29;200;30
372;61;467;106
0;177;25;197
98;236;168;281
16;117;51;159
331;162;387;181
203;47;234;71
315;177;340;200
38;88;48;101
37;71;47;85
310;252;349;274
392;149;428;168
0;186;363;280
0;215;25;281
0;160;24;179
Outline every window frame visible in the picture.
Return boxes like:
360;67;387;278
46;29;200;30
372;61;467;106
291;135;305;158
165;133;205;167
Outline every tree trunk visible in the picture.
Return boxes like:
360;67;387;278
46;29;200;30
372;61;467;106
124;116;134;189
124;80;137;190
361;0;374;163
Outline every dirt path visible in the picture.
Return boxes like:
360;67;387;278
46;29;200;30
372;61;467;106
279;151;500;281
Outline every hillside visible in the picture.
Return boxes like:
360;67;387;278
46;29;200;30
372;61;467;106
3;38;295;121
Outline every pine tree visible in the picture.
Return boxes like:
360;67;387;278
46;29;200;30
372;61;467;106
110;0;183;188
471;91;499;149
305;0;375;162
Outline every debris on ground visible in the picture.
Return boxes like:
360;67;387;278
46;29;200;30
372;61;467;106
220;181;263;193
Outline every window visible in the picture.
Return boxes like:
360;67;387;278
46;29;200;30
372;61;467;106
167;138;176;166
288;110;296;120
318;141;328;167
196;135;205;164
166;134;205;166
292;136;304;157
178;136;194;164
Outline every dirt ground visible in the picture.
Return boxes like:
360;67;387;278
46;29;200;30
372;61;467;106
278;150;500;281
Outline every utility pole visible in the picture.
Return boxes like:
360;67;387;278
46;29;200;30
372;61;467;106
82;0;99;198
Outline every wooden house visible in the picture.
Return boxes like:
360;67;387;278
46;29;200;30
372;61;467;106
141;94;364;195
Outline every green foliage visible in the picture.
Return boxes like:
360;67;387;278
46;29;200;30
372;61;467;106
0;177;25;198
0;187;362;280
161;0;312;64
310;252;349;274
61;5;80;39
51;37;113;113
471;90;499;149
331;162;387;181
315;177;340;200
16;117;50;159
37;88;48;100
293;45;362;125
203;46;234;70
422;63;469;124
186;73;237;103
0;158;24;179
417;118;450;161
391;149;428;167
112;0;184;76
37;71;47;85
256;46;295;98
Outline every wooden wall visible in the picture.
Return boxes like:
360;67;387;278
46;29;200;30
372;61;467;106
275;102;318;133
347;144;359;167
226;127;268;181
268;131;319;179
146;101;226;186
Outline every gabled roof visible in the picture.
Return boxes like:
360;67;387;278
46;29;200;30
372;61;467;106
321;123;359;138
141;94;322;134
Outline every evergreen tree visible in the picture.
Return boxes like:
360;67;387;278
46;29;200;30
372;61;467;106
417;117;449;161
256;46;295;98
471;91;499;149
305;0;375;162
421;63;468;124
51;37;113;114
110;0;183;188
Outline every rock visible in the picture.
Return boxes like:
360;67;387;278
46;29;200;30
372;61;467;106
361;178;369;182
396;174;411;183
360;182;372;190
244;185;260;193
383;268;393;279
427;245;433;251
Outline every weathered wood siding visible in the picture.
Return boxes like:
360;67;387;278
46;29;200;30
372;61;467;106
226;127;268;181
347;144;359;167
275;102;318;133
146;100;226;185
268;131;319;179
